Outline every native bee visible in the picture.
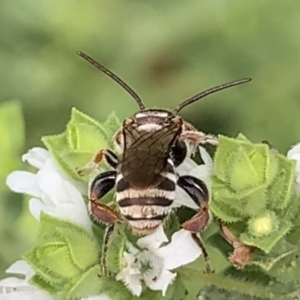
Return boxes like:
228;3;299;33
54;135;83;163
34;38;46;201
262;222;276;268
77;51;251;273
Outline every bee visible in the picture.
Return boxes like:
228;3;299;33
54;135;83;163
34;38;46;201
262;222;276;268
77;51;251;273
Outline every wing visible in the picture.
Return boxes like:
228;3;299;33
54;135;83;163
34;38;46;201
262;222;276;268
119;123;179;188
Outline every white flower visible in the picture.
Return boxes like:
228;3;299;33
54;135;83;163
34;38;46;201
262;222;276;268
116;226;202;296
0;260;51;300
287;143;300;195
175;146;214;209
6;147;92;231
0;261;112;300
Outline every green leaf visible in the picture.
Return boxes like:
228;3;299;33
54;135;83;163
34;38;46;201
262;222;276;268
164;276;188;300
65;265;103;299
103;111;121;148
249;239;298;272
70;107;105;133
24;213;101;299
42;108;117;181
267;154;296;211
106;224;127;274
227;146;261;191
42;133;82;180
240;219;292;253
180;268;273;299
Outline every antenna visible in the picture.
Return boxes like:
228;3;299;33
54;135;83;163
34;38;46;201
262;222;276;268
174;78;252;114
77;51;145;110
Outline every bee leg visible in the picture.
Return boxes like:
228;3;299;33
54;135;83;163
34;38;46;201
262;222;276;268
219;223;255;269
100;224;115;276
181;130;219;146
77;149;118;176
89;170;121;276
177;175;214;273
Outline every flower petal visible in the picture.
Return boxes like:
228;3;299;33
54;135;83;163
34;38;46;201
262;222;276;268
116;272;142;297
176;157;198;176
0;277;27;288
0;261;52;300
37;169;85;208
29;198;55;220
53;203;91;231
22;148;51;169
6;171;41;198
36;169;70;205
189;165;212;190
287;143;300;159
157;229;202;270
5;261;34;280
137;225;168;250
145;269;176;296
199;146;213;169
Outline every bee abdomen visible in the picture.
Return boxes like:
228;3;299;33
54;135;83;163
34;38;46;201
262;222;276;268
118;197;173;207
115;175;176;233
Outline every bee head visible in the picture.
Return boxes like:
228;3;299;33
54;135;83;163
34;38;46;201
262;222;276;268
131;109;181;132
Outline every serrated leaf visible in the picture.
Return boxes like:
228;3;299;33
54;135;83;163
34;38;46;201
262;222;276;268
30;273;63;298
236;133;252;143
265;251;300;283
42;133;81;180
70;107;105;132
42;108;118;181
24;213;100;293
210;199;242;223
268;154;296;211
65;265;103;299
103;111;121;142
249;239;298;272
59;228;99;269
180;268;272;299
67;122;108;153
106;224;127;274
37;243;80;278
24;247;67;285
37;213;92;243
229;187;267;217
240;220;292;253
214;135;255;183
227;147;261;191
211;177;243;222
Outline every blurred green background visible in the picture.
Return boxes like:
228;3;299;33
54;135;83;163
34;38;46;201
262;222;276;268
1;0;300;285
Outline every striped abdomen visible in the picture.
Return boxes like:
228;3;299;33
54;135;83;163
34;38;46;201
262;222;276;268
115;168;176;233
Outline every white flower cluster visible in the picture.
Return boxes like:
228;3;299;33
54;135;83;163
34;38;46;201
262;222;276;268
116;226;202;296
0;147;213;299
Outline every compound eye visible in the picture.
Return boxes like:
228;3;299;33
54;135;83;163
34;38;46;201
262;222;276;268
170;139;187;167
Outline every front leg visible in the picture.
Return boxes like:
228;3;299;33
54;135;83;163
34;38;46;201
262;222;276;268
89;170;121;276
77;149;118;175
177;175;213;273
181;130;219;147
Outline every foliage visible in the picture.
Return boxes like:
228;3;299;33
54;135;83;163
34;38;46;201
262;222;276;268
18;109;300;299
